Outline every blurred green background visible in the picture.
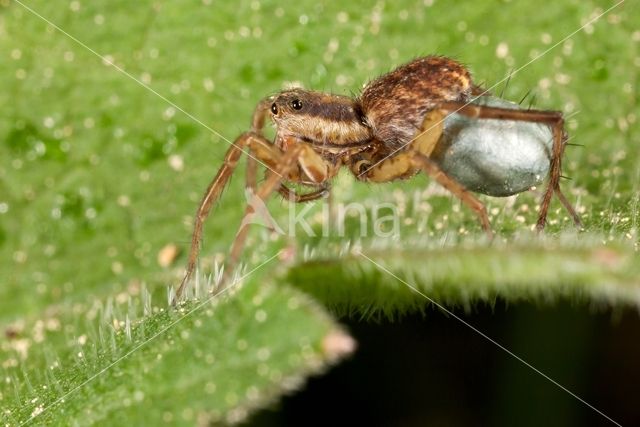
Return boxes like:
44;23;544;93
1;0;639;425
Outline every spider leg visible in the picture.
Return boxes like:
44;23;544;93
225;145;306;280
246;155;258;192
174;131;283;304
439;101;583;231
225;140;336;285
409;152;492;236
246;97;276;192
355;116;492;238
277;183;330;203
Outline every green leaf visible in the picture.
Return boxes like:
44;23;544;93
1;0;639;424
287;235;640;318
2;274;353;426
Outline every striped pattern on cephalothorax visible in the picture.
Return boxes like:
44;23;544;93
270;89;373;150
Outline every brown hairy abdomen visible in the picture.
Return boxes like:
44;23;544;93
360;56;473;148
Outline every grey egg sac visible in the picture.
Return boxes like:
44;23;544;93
433;96;553;197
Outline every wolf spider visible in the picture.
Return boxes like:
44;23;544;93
173;56;582;302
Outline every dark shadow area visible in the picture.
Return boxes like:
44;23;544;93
249;302;639;427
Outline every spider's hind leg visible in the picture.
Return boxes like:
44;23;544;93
409;153;493;236
439;101;583;231
355;109;493;237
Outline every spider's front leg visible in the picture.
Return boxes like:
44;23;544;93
245;97;277;192
174;131;286;303
243;96;333;204
227;141;335;272
355;109;493;236
277;183;330;203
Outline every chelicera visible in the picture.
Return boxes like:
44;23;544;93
173;56;582;302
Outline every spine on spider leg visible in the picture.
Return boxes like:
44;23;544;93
550;120;583;228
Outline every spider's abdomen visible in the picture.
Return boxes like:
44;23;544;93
361;56;472;148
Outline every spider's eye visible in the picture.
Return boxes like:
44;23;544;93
291;99;303;110
271;103;278;115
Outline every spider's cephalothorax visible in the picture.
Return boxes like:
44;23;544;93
269;89;371;151
173;55;582;303
270;56;474;151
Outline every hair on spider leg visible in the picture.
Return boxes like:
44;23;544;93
562;134;583;148
499;70;514;99
527;93;538;110
518;88;532;105
564;109;582;121
564;135;583;148
517;88;534;106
